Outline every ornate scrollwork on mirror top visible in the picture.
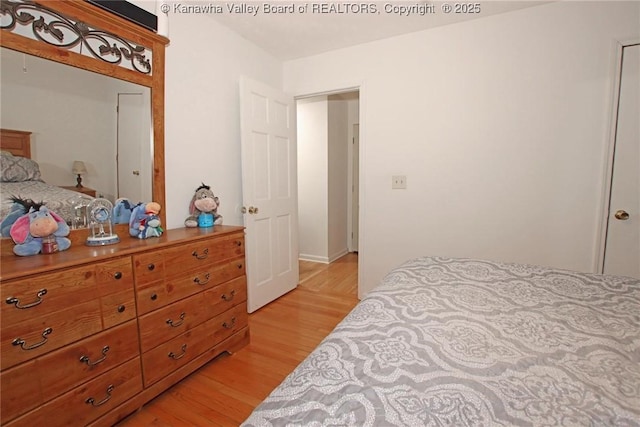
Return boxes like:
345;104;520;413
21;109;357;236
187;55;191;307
0;0;152;74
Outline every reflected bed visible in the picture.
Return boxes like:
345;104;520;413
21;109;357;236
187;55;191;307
1;129;93;226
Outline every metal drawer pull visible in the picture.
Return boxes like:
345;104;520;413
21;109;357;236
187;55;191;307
237;263;243;269
6;289;48;309
192;248;209;260
168;344;187;360
114;271;123;280
12;327;53;350
166;312;186;327
193;273;211;285
223;317;237;329
80;346;110;366
85;385;114;407
147;263;155;271
221;290;236;302
235;240;242;247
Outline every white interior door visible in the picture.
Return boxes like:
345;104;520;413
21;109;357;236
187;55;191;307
604;44;640;278
240;77;299;313
117;92;151;203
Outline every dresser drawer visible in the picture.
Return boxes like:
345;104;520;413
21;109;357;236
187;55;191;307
141;324;210;388
2;268;94;326
1;300;102;370
141;303;248;387
2;258;133;327
1;321;139;424
95;257;134;289
0;359;37;425
6;357;143;427
132;251;165;285
135;258;245;315
1;258;135;371
203;276;248;317
163;233;244;274
138;292;208;353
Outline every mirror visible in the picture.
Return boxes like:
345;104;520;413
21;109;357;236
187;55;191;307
0;0;168;246
1;47;153;206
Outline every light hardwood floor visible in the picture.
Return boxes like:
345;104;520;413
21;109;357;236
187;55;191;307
117;253;359;426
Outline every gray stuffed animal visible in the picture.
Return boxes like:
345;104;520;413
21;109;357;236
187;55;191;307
184;183;223;227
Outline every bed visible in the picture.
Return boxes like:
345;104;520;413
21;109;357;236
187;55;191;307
242;256;640;426
1;128;93;226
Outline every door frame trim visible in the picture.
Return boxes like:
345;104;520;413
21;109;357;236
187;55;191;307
348;123;359;253
597;39;640;273
294;83;366;299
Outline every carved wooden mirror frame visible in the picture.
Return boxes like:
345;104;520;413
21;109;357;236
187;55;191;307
0;0;169;228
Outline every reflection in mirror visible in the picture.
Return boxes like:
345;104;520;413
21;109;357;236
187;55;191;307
0;47;152;228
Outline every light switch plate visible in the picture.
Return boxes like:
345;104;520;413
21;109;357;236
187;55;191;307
392;175;407;189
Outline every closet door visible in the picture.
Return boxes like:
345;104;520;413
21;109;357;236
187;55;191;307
604;44;639;278
117;92;151;203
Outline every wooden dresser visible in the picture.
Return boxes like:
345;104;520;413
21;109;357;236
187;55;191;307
0;226;249;427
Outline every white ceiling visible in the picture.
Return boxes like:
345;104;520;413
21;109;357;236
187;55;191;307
208;1;550;60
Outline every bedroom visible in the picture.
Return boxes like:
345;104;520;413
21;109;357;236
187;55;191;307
1;1;637;291
159;0;639;298
0;0;638;425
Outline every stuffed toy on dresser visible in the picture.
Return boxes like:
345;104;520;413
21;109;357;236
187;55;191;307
184;183;223;228
129;201;164;238
9;205;71;256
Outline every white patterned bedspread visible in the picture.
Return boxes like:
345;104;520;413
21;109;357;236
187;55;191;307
243;256;640;427
1;181;92;225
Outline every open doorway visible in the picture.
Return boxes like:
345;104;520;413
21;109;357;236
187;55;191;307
296;90;360;294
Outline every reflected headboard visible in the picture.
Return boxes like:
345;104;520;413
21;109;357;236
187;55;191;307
0;129;32;158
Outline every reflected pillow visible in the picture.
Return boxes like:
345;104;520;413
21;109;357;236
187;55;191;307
1;155;42;182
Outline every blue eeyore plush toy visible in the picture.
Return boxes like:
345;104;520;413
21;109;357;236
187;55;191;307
1;196;41;237
9;205;71;256
184;183;223;228
129;201;163;239
113;197;134;224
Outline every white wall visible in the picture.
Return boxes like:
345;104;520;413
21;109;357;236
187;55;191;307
297;97;329;261
283;1;640;296
163;12;283;229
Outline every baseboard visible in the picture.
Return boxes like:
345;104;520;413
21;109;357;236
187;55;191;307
298;254;330;263
328;249;349;263
299;249;350;264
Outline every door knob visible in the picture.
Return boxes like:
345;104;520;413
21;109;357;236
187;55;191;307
614;210;630;220
132;170;140;176
248;206;259;215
